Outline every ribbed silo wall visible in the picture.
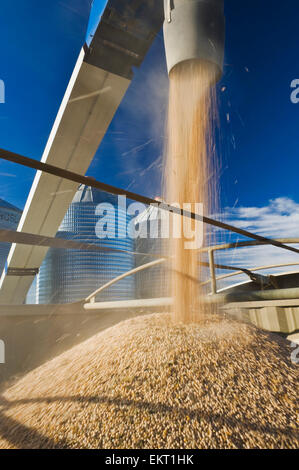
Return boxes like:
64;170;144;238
37;191;134;303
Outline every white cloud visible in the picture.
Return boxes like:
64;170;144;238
214;197;299;289
224;197;299;238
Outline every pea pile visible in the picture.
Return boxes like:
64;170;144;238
0;313;297;449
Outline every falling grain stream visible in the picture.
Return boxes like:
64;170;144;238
165;60;217;323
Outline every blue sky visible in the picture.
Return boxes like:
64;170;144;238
0;0;299;252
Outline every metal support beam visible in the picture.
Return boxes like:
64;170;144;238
0;55;130;305
6;268;39;277
208;249;217;294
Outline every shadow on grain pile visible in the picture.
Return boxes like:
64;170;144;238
0;312;297;449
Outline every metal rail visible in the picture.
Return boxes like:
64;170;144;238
198;238;299;253
1;147;299;256
0;251;297;313
200;262;299;288
0;228;164;259
84;298;172;311
209;287;299;303
84;252;299;304
85;258;167;303
202;238;299;294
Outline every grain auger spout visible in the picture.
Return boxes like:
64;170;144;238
163;0;225;80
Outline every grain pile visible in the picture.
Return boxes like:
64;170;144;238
0;313;297;449
165;60;218;323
